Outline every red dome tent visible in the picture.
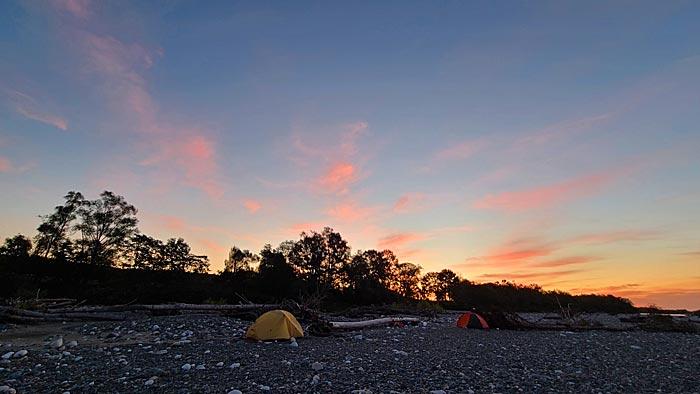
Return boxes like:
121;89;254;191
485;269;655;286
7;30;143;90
456;311;489;329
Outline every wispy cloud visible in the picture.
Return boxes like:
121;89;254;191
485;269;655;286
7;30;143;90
50;0;91;19
472;169;626;211
3;89;68;131
433;138;489;162
316;162;358;195
511;112;615;150
0;157;11;172
477;269;587;282
392;193;426;213
77;30;223;199
325;200;382;223
242;199;262;213
377;232;429;251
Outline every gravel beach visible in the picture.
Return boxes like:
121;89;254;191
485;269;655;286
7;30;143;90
1;314;698;394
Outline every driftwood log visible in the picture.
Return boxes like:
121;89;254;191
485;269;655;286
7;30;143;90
329;317;421;330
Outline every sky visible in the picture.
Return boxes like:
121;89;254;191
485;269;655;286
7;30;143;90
1;0;699;310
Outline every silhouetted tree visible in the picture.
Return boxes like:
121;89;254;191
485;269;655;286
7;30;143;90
288;227;350;292
128;234;166;270
421;269;460;301
0;234;32;258
223;246;259;273
33;191;84;258
256;244;299;300
74;191;138;266
393;262;422;298
161;238;209;273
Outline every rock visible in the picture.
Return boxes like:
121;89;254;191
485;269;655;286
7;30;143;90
0;386;15;394
290;341;299;348
351;390;372;394
630;345;642;350
13;350;27;358
227;390;242;394
196;364;205;370
311;361;324;371
66;341;78;348
430;391;447;394
312;375;320;385
259;385;270;391
50;337;63;349
181;363;192;371
229;363;240;369
144;378;155;386
216;362;224;367
1;352;14;359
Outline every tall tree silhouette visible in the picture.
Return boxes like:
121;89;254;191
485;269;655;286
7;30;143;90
288;227;350;293
74;191;138;266
34;191;83;258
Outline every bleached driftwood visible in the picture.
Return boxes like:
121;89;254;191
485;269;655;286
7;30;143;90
49;303;279;314
329;317;421;329
0;306;127;322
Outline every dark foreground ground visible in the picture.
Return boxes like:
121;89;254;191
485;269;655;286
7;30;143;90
1;314;698;394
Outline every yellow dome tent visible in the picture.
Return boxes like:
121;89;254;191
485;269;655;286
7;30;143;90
245;310;304;340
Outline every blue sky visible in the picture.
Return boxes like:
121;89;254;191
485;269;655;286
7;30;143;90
1;0;699;309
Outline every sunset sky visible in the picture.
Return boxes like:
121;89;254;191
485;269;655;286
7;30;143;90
1;1;699;309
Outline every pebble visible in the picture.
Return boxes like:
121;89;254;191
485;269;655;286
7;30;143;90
430;391;447;394
630;345;642;350
311;361;324;371
67;340;78;348
259;385;270;391
50;337;63;349
13;350;27;358
0;386;16;394
229;363;240;369
144;379;155;386
1;352;14;359
216;362;224;367
227;391;242;394
312;374;320;385
181;363;192;371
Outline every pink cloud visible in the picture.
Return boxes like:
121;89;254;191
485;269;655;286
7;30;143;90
4;89;68;130
530;256;598;268
50;0;91;19
473;171;621;211
316;162;358;195
377;233;428;251
434;138;489;161
392;193;426;213
78;31;223;199
325;201;381;223
0;157;10;172
242;199;262;214
15;105;68;130
198;239;227;255
570;230;658;244
477;269;587;282
512;112;614;149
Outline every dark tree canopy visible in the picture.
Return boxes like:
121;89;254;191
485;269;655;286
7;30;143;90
74;191;139;266
33;191;83;258
127;234;209;273
288;227;350;292
0;234;32;258
223;246;258;273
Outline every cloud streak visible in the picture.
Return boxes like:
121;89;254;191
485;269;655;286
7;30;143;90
472;169;626;211
77;30;223;199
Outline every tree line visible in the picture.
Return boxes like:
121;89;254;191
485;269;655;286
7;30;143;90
0;190;636;312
